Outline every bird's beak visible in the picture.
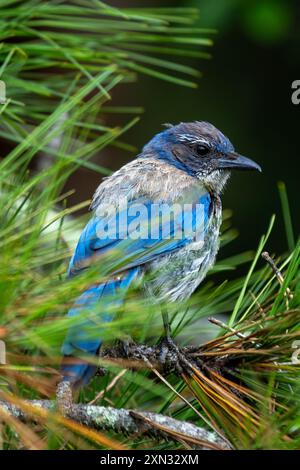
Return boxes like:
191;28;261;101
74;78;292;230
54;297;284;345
217;152;262;172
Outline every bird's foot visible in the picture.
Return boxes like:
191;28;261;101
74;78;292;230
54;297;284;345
117;336;136;358
158;335;184;374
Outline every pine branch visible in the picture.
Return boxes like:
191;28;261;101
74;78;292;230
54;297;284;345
0;399;230;450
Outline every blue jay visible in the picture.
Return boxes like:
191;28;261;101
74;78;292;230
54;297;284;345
61;121;261;388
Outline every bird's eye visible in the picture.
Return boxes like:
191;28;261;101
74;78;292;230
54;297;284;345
196;144;210;157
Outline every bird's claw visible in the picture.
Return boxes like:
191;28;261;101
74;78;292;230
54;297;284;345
158;336;184;374
117;336;136;358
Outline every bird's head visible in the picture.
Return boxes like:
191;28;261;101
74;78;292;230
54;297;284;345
142;121;261;193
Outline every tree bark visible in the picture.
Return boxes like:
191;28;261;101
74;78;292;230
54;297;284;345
0;398;230;450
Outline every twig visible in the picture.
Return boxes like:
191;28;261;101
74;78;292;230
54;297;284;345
56;380;73;416
208;317;246;339
262;252;293;307
207;317;261;349
130;411;229;450
0;399;230;450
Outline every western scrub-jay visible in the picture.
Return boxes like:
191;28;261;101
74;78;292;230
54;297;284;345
61;121;261;388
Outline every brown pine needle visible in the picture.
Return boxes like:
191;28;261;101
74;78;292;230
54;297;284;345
140;353;229;443
89;369;127;405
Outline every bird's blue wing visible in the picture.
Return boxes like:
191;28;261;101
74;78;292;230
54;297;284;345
68;193;212;275
61;192;211;386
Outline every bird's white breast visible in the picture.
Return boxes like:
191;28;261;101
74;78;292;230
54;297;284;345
146;195;222;302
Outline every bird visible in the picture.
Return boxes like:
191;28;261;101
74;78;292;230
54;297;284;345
60;121;261;388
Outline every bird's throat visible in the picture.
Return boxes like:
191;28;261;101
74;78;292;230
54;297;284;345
199;170;230;195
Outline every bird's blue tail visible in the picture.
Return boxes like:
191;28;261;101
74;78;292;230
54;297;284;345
61;268;139;388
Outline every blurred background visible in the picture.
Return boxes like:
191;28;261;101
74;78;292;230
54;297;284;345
64;0;300;257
